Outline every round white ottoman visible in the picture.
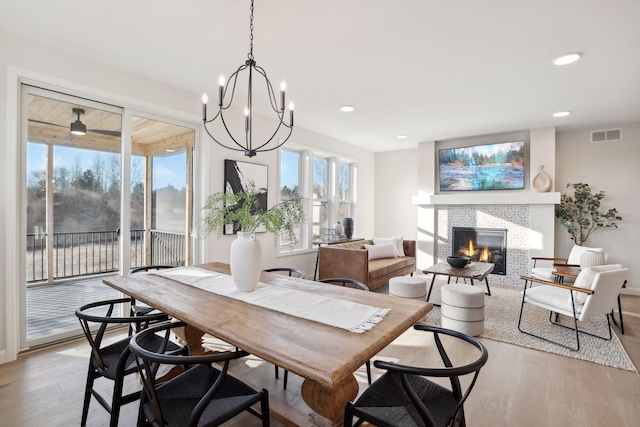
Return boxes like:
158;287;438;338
440;283;484;337
389;276;427;298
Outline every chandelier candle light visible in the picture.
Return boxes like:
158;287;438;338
201;0;294;158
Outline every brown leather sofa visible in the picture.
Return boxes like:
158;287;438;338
318;239;416;291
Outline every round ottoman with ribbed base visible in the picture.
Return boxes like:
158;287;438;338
389;276;427;299
440;283;484;336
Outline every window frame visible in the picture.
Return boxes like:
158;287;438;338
277;144;357;255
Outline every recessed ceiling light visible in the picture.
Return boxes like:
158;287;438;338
553;111;571;117
339;105;354;112
396;134;408;139
554;53;581;66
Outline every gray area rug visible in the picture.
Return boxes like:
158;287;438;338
377;279;637;372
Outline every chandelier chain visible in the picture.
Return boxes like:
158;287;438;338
248;0;254;60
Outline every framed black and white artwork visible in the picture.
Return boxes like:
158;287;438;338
223;159;268;234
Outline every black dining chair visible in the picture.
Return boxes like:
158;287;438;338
344;325;489;427
75;298;186;427
263;267;306;278
129;321;271;427
263;267;306;389
128;265;174;335
319;277;369;291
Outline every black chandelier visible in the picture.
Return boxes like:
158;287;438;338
202;0;294;158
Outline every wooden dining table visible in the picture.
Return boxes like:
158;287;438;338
103;262;432;426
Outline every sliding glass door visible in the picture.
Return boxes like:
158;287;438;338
21;86;196;348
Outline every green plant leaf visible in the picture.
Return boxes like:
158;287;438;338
202;180;306;249
555;183;621;245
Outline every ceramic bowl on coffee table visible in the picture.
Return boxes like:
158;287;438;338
447;256;470;268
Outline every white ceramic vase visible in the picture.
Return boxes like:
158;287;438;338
230;231;262;292
334;221;344;236
532;165;552;192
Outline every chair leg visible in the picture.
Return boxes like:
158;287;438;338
344;402;354;427
81;364;95;426
618;295;625;334
275;365;289;389
261;389;271;427
611;294;625;334
365;360;372;385
111;374;125;427
518;292;581;351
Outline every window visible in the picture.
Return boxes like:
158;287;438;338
279;149;303;250
312;156;329;239
338;161;352;221
278;146;356;253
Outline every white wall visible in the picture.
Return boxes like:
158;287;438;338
555;123;640;292
374;149;418;240
0;31;375;362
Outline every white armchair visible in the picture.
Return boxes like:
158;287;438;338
531;244;605;282
518;264;627;351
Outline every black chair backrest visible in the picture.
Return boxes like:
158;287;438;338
375;325;488;425
129;265;176;274
263;267;306;279
129;321;252;425
319;277;369;291
75;298;168;370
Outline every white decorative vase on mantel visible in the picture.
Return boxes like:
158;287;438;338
532;165;552;192
230;231;262;292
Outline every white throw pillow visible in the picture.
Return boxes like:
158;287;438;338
569;264;622;306
364;243;398;260
373;236;405;257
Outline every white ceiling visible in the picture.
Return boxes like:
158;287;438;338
1;0;639;152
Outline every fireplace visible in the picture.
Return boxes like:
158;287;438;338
451;227;507;275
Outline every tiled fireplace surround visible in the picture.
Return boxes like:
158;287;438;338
415;199;560;286
436;204;536;285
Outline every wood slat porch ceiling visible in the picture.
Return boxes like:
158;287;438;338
28;96;194;156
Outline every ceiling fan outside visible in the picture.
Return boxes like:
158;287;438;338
28;107;121;138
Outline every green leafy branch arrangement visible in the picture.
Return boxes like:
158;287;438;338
555;183;621;246
203;181;306;248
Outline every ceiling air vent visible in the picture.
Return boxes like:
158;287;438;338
590;128;622;143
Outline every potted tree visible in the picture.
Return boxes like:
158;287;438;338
203;181;306;291
555;183;622;246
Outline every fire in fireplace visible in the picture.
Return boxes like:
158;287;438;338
451;227;507;275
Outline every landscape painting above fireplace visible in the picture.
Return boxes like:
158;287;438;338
439;141;525;191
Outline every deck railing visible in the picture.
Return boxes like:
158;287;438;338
26;229;185;283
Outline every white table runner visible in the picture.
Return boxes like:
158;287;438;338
154;266;390;333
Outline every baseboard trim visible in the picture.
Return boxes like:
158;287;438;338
0;350;7;365
622;288;640;296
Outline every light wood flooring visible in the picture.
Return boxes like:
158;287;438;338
1;293;639;426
